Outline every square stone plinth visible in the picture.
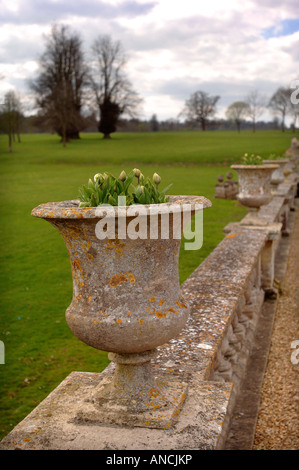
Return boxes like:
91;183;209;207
74;375;188;430
0;371;233;450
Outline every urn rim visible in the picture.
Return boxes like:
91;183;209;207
231;164;279;170
31;195;212;220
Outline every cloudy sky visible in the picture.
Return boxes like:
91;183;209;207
0;0;298;121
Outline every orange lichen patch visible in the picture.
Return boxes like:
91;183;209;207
88;296;92;302
158;299;164;305
138;318;144;324
149;296;156;302
93;319;101;325
109;273;128;288
225;232;242;239
108;272;136;288
168;307;177;314
116;319;123;324
128;273;136;284
72;259;83;274
86;253;94;261
66;225;82;239
81;241;92;253
180;303;187;309
80;282;84;287
105;238;125;256
155;310;167;318
128;311;132;316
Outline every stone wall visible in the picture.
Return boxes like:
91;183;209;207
0;171;298;451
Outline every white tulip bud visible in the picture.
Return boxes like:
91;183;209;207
119;170;127;182
153;173;161;185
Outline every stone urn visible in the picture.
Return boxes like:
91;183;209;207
31;195;211;428
291;137;299;161
262;159;289;186
231;164;278;211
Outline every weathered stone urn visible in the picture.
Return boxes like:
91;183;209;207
262;159;289;186
230;164;280;228
31;195;211;428
291;137;299;160
231;164;279;211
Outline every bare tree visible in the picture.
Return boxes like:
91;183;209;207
0;90;23;152
226;101;250;133
90;35;142;139
245;90;267;132
30;24;89;145
180;91;220;131
268;87;292;132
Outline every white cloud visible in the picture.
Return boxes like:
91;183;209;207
0;0;298;120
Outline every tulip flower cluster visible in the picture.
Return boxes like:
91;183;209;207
78;169;172;207
240;153;263;165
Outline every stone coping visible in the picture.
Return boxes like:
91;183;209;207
155;228;268;381
258;196;288;222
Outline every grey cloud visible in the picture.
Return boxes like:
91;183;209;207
123;11;259;54
0;36;44;64
248;0;299;14
1;0;157;25
156;77;286;109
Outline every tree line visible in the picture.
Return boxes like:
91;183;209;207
180;87;299;133
1;23;298;152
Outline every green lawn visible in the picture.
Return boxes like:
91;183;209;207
0;129;295;440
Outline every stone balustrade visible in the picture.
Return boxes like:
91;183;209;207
0;167;298;452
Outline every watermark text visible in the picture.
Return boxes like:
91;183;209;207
94;196;203;251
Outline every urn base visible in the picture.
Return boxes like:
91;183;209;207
74;376;188;429
74;350;188;429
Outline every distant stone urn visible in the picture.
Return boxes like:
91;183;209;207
262;159;289;186
231;164;278;210
31;195;211;428
291;137;299;159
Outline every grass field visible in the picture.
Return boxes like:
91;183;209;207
0;129;295;440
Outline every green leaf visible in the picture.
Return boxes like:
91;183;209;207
124;173;135;193
108;195;117;206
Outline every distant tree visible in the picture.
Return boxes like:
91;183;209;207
30;24;89;145
90;35;142;139
180;91;220;131
268;87;292;132
0;90;23;152
225;101;250;132
149;114;159;132
245;90;267;132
